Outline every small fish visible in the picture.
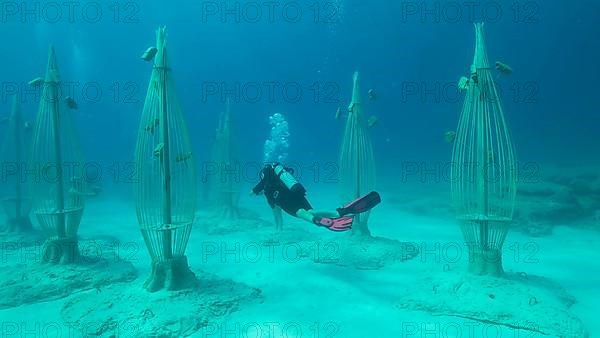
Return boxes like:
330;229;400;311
70;176;84;186
444;131;457;144
90;185;103;195
68;187;86;196
28;77;44;87
145;118;159;135
141;47;158;61
368;89;377;101
367;116;378;128
176;151;193;164
153;143;164;158
24;121;32;131
495;61;513;75
65;96;78;110
348;102;355;113
458;76;469;92
335;106;342;120
470;64;478;84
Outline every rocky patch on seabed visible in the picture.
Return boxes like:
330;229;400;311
61;271;262;337
396;272;589;337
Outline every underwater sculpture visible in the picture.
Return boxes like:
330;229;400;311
339;71;377;236
1;96;33;232
210;98;240;219
200;99;275;235
451;22;518;277
255;71;416;269
134;26;198;292
43;29;261;334
300;71;418;269
30;46;86;264
396;24;587;337
0;52;137;307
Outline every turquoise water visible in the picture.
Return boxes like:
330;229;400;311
1;1;599;337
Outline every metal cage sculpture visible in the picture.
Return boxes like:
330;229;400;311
30;46;85;264
1;96;33;232
339;71;376;236
211;98;240;219
134;27;198;292
451;23;518;276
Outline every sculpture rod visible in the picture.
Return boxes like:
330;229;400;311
159;50;173;260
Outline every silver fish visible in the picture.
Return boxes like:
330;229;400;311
495;61;513;75
28;77;44;87
368;89;377;101
141;47;158;61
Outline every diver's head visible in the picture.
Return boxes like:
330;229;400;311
260;163;276;178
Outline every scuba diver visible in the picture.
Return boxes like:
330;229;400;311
251;163;381;232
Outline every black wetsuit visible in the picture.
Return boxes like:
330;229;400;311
252;164;313;216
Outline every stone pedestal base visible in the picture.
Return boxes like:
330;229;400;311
350;221;371;238
41;236;79;264
1;236;137;310
395;273;588;337
306;235;420;270
467;247;503;277
61;271;261;337
144;256;199;292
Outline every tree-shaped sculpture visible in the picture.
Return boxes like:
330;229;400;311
339;71;376;236
30;46;85;264
210;98;239;217
451;23;518;276
134;27;198;292
1;96;33;232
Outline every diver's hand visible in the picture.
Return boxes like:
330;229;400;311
251;189;264;196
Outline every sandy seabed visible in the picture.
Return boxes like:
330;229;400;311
1;168;598;337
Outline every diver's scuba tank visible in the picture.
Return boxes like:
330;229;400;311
273;163;306;194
